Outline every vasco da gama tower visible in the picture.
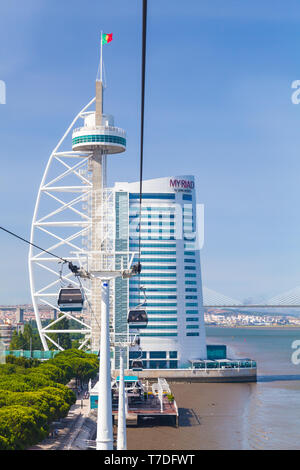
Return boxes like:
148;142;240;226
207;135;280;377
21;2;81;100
28;36;207;369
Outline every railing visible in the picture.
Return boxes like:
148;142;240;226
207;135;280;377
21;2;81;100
190;360;257;370
4;350;60;359
73;125;126;138
4;350;98;360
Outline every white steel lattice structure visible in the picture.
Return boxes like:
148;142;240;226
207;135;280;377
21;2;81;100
28;83;126;351
28;98;94;351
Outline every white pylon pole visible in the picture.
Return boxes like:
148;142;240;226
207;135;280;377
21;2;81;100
96;280;113;450
117;347;127;450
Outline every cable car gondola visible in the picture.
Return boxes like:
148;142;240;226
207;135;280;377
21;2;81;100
131;360;144;371
127;286;148;328
58;285;84;312
128;309;148;328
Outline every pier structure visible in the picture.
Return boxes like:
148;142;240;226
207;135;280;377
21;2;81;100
90;376;179;427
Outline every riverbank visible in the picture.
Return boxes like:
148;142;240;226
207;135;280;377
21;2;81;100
206;325;300;329
127;381;251;450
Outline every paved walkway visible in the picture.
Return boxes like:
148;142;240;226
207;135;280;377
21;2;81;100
29;391;91;450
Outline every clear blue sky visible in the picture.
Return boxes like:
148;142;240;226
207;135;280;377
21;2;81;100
1;0;300;304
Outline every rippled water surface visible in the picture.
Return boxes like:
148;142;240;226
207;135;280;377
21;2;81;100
207;327;300;449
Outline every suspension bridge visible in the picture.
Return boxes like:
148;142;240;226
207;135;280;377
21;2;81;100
202;285;300;309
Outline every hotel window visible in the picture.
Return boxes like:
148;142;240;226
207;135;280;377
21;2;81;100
129;351;147;359
137;273;176;277
130;280;177;285
147;310;177;314
148;318;177;322
130;295;177;300
130;244;176;248
169;361;178;368
150;351;167;359
137;325;177;330
130;194;175;200
141;266;177;270
149;360;167;368
129;302;177;307
140;251;176;255
139;258;176;263
140;222;175;227
139;236;176;240
140;333;178;337
130;288;177;292
184;244;196;250
133;229;175;234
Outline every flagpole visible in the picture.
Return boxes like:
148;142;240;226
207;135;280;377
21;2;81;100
100;30;103;83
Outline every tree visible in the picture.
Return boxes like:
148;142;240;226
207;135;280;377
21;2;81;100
0;406;48;450
9;325;42;351
0;348;96;449
47;314;72;350
9;330;25;350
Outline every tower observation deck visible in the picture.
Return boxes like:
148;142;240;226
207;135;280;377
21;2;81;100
72;114;126;153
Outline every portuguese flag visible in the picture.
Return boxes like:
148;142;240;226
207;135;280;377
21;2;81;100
102;33;113;44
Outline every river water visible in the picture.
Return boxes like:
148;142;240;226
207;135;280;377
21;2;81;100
206;327;300;450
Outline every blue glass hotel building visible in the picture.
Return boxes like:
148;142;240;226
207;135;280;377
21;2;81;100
113;176;207;369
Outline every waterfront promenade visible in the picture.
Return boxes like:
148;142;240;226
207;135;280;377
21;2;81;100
29;390;93;450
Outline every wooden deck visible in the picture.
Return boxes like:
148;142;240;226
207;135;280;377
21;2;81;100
112;395;178;426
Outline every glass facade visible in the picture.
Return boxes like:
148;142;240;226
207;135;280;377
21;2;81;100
113;176;206;369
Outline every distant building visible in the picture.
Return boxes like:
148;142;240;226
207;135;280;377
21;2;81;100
16;307;24;323
0;324;14;348
16;322;24;334
0;339;5;364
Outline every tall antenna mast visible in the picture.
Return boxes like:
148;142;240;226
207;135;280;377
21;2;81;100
96;32;103;126
100;29;103;83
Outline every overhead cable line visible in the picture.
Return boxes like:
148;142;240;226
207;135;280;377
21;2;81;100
0;225;79;273
138;0;147;266
136;0;148;300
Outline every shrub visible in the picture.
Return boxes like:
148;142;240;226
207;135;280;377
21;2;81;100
0;406;48;450
0;349;96;449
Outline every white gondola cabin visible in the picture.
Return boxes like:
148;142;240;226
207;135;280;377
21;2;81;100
127;309;148;329
58;286;84;312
